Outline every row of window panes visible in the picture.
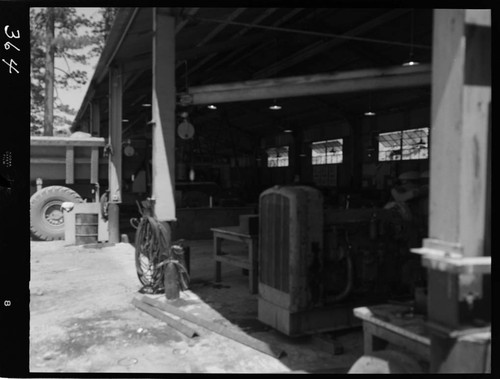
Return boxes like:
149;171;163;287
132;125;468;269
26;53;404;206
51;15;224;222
266;128;429;167
378;127;429;162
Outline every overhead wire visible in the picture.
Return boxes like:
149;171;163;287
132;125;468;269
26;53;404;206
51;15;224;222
187;15;431;50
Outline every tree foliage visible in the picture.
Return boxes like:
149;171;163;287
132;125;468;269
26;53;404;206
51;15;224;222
30;7;118;135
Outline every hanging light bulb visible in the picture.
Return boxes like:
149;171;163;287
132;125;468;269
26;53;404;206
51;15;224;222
402;9;420;67
364;93;376;116
207;104;217;110
269;99;282;110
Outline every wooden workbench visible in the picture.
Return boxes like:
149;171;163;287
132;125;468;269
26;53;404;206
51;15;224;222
211;226;258;294
353;304;431;361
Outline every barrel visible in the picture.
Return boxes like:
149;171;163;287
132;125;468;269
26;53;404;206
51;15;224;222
75;213;98;245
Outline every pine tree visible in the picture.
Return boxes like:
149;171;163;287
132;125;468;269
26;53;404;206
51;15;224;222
30;8;117;136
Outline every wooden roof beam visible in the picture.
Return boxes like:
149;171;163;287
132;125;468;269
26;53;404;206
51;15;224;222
184;64;431;105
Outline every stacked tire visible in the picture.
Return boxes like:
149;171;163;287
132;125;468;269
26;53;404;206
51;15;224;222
30;186;82;241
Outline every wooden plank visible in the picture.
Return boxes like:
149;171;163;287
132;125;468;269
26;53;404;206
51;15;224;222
132;298;198;338
140;295;286;358
65;146;74;185
211;226;251;239
151;8;176;221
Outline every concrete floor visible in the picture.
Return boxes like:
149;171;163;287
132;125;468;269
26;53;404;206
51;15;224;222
30;239;364;373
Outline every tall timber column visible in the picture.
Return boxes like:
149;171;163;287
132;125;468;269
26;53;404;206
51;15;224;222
108;66;123;243
151;7;176;222
413;9;491;373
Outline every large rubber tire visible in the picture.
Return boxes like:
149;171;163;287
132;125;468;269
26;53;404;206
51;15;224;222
348;350;424;374
30;186;83;241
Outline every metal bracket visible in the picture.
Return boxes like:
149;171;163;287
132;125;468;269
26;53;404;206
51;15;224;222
411;238;490;274
178;93;193;106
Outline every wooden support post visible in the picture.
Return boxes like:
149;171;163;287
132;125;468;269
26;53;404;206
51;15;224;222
429;9;491;260
90;146;99;185
151;8;176;222
65;146;74;185
91;101;100;136
422;10;491;373
108;66;123;243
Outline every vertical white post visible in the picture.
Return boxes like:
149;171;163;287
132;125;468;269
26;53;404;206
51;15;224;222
152;8;176;221
108;66;123;243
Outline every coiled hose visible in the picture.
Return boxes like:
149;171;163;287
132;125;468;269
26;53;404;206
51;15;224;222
130;213;189;294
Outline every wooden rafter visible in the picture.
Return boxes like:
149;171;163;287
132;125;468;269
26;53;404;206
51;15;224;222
175;7;200;33
253;9;409;79
186;8;279;75
200;8;305;81
176;8;247;70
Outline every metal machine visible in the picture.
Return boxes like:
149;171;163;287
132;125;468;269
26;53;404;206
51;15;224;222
258;185;419;336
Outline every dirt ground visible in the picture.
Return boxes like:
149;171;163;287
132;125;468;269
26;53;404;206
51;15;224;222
30;240;364;373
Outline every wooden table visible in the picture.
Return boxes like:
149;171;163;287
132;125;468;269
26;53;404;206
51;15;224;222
353;304;431;361
211;226;258;294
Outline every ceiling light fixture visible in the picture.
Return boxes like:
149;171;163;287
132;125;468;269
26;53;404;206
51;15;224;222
269;99;282;111
402;9;420;67
284;129;293;133
141;103;152;107
365;93;376;116
207;104;217;110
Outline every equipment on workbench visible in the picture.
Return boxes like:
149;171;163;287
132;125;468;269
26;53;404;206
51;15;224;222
258;185;420;336
131;199;190;298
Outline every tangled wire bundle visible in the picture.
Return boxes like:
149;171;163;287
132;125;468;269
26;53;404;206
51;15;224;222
131;214;189;294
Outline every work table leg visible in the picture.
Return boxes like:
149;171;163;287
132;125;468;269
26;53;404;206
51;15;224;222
248;239;258;294
363;322;389;354
214;236;222;283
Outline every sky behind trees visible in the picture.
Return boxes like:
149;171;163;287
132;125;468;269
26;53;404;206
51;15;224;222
30;7;106;135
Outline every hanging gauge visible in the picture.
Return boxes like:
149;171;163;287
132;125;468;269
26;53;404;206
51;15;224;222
177;120;195;140
124;144;135;157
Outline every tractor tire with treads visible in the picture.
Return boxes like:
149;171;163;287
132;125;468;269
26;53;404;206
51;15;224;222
30;186;83;241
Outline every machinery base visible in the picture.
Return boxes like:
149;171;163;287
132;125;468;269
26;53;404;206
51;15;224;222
258;297;362;337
